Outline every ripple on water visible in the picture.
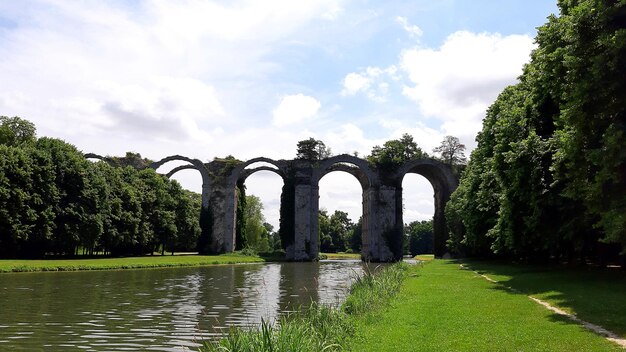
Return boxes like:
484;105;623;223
0;261;367;351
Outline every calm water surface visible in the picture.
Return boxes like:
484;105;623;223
0;260;371;351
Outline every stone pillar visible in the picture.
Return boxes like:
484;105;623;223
363;185;397;262
287;184;317;260
201;183;210;208
209;179;236;253
432;182;451;258
309;184;320;259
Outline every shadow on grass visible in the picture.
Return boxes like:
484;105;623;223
459;259;626;338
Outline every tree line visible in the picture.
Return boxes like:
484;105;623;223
0;116;201;258
446;0;626;265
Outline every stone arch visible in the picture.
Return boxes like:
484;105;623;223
166;164;197;178
310;155;380;260
314;154;377;188
224;158;289;252
395;159;458;258
229;157;288;185
84;153;113;165
149;155;212;208
237;166;286;183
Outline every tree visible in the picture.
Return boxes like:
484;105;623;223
36;137;92;256
243;194;269;252
348;217;362;253
329;210;353;252
367;133;428;170
296;138;331;160
0;116;36;146
0;145;35;257
406;220;433;256
543;0;626;255
446;0;626;265
263;222;282;251
318;210;333;252
171;182;201;253
433;136;467;165
319;209;355;253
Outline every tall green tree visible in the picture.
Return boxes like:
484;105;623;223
368;133;428;171
447;0;626;264
243;194;269;252
36;137;91;255
296;138;332;160
0;146;34;257
406;219;433;256
544;0;626;252
0;116;36;146
170;181;201;254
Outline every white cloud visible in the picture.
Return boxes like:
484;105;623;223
342;73;371;95
396;16;423;38
341;66;398;102
0;0;343;145
400;31;535;142
272;94;321;127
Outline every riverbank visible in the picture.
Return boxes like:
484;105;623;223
201;262;409;351
319;252;361;260
0;254;265;273
348;260;624;351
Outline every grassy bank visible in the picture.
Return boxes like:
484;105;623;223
348;260;622;351
464;259;626;338
319;252;361;260
0;254;265;273
201;263;409;352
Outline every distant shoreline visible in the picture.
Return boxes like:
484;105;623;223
0;254;265;273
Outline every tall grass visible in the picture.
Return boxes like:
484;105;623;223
343;263;408;315
200;262;410;352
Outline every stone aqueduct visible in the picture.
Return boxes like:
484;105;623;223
86;153;459;262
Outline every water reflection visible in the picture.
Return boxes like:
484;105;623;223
0;260;367;351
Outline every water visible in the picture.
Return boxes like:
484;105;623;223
0;260;371;351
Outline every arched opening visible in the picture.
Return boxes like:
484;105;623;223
235;161;285;253
314;155;375;259
155;160;203;194
401;173;435;257
318;171;363;256
396;159;458;258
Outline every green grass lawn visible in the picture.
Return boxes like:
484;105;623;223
464;259;626;339
320;252;362;260
348;260;622;351
0;253;265;273
413;254;434;261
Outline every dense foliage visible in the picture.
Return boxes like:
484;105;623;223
295;138;332;160
318;210;360;253
405;220;434;256
367;133;428;171
446;0;626;264
0;117;201;258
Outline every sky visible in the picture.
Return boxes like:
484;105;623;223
0;0;558;229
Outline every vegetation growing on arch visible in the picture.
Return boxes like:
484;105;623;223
367;133;428;171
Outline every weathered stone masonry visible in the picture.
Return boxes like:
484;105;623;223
87;153;458;262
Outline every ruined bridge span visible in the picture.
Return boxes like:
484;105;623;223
86;153;458;262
